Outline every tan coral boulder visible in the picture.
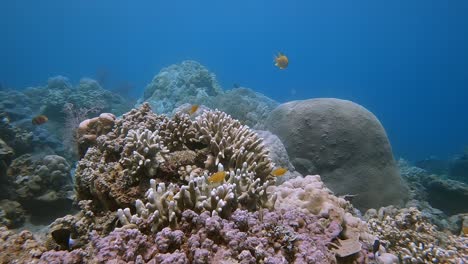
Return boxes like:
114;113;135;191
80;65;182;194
265;98;409;211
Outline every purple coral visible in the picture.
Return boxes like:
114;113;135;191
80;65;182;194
34;207;346;263
90;228;155;262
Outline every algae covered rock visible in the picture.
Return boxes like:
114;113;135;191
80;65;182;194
265;98;409;211
141;61;279;127
0;199;25;228
142;60;222;114
212;87;279;127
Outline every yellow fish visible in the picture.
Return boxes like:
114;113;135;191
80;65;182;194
167;193;174;201
32;115;48;125
274;53;289;70
189;105;199;115
271;167;288;177
208;171;227;183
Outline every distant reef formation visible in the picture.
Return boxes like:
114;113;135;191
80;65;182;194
0;76;133;227
264;98;409;211
414;149;468;184
140;60;279;127
399;159;468;221
0;76;133;161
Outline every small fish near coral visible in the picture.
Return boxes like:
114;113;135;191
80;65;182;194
274;52;289;69
32;114;48;125
189;104;199;115
271;167;288;177
208;171;227;183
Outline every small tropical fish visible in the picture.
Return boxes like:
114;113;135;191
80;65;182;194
372;239;380;255
208;171;227;183
167;193;174;201
32;115;48;125
271;167;288;177
274;52;289;69
189;105;199;115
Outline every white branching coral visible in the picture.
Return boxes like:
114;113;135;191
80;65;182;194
194;110;273;181
117;162;277;232
76;103;278;231
366;207;467;263
121;128;169;177
158;112;197;151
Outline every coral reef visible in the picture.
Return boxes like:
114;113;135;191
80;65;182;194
8;154;72;201
0;199;25;228
95;209;339;263
0;90;34;121
24;76;131;122
264;98;409;211
0;113;34;157
365;206;467;263
0;76;133;164
448;150;468;184
76;112;116;158
212;87;279;127
269;175;377;246
414;156;449;176
141;61;279;127
5;154;73;223
75;103;275;221
142;60;223;114
45;104;382;263
399;159;468;217
0;139;14;184
0;227;45;264
35;172;397;263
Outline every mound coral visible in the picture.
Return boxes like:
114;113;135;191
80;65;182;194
7;154;72;202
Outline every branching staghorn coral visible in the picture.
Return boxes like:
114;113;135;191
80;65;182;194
121;128;169;178
193;109;273;181
75;103;277;232
117;162;277;232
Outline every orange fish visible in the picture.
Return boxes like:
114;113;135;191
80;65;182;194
32;115;48;125
189;105;199;115
208;171;227;183
271;167;288;177
274;53;289;70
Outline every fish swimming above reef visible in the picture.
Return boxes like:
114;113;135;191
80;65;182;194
208;171;227;183
271;167;288;177
32;115;48;125
189;105;199;115
274;52;289;69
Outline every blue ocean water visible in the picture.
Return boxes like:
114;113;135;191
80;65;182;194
1;0;467;161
